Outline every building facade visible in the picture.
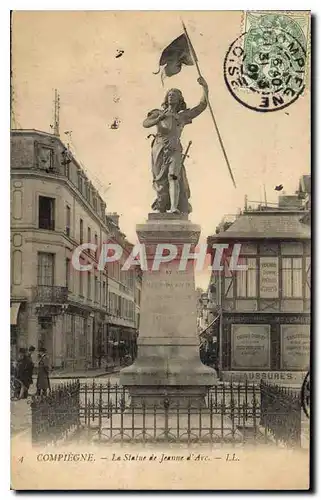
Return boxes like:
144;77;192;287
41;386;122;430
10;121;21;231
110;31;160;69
207;187;311;385
10;129;140;370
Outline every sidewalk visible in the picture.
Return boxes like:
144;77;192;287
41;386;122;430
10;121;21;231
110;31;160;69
11;368;122;437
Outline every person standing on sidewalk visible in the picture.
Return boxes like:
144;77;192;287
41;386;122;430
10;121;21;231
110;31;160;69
11;355;20;399
27;346;36;394
28;345;36;365
36;347;50;396
16;348;34;399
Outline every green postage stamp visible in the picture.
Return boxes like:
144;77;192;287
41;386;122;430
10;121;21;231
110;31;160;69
224;11;311;112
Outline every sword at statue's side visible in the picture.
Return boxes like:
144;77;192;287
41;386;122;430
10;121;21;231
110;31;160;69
181;21;237;189
182;140;192;165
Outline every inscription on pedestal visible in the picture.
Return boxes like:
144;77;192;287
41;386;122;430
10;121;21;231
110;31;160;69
140;267;196;338
120;217;217;394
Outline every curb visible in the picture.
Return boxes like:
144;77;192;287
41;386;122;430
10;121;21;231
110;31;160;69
50;367;121;379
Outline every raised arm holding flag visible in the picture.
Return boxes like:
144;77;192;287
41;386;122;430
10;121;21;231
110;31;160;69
143;77;209;214
153;22;237;190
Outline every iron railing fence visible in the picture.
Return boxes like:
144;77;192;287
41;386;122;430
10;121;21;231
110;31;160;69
33;285;68;303
30;380;302;448
31;380;80;445
80;398;262;447
76;380;261;413
260;380;302;447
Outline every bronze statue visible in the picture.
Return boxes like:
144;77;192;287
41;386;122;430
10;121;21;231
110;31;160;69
143;77;209;214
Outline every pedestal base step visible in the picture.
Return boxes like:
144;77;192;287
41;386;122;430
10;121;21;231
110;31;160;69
124;385;212;409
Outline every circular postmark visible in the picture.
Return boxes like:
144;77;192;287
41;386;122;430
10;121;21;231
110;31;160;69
301;371;310;419
224;29;306;112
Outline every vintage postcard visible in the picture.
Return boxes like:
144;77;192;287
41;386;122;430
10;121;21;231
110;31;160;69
10;10;311;490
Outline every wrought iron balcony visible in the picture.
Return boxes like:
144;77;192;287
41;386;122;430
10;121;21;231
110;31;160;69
33;285;68;304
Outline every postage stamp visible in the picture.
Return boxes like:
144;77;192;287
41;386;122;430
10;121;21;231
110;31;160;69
242;11;310;50
224;11;310;112
10;11;311;491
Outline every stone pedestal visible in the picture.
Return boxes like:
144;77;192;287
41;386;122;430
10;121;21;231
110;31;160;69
120;213;217;407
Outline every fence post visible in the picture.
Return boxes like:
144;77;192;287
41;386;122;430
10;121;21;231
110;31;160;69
31;396;39;445
259;380;302;447
76;380;81;430
164;398;170;441
259;380;266;427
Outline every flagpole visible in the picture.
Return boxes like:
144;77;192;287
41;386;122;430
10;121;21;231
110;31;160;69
181;21;237;189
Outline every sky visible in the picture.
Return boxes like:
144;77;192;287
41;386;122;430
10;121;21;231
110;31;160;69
11;11;310;288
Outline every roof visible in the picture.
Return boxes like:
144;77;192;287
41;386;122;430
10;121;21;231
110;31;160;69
11;128;56;137
209;211;311;241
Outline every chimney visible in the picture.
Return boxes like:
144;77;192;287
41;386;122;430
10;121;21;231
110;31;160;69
107;212;120;227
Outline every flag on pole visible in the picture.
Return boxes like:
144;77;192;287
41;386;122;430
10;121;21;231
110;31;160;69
153;22;237;189
153;34;194;82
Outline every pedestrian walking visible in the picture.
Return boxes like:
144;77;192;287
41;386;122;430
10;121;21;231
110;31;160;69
28;345;36;365
36;347;51;396
16;348;34;399
97;346;104;369
119;341;126;365
27;345;36;394
112;342;117;365
10;357;20;400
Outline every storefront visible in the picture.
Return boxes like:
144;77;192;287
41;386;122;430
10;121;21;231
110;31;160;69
207;205;311;385
10;301;24;358
221;313;310;384
105;324;138;364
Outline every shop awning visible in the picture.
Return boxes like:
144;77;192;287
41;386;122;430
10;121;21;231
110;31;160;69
10;303;21;325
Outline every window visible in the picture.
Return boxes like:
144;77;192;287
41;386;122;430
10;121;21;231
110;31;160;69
66;205;71;236
85;182;90;201
93;196;97;211
305;257;311;299
79;269;83;296
65;258;71;290
38;146;53;170
80;219;84;244
102;281;106;306
87;227;91;253
66;315;75;359
94;276;99;303
282;257;303;298
87;271;91;299
95;234;98;259
78;173;83;194
112;261;120;281
128;271;134;290
38;196;55;230
109;292;112;314
236;257;257;298
78;317;86;358
37;253;54;286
